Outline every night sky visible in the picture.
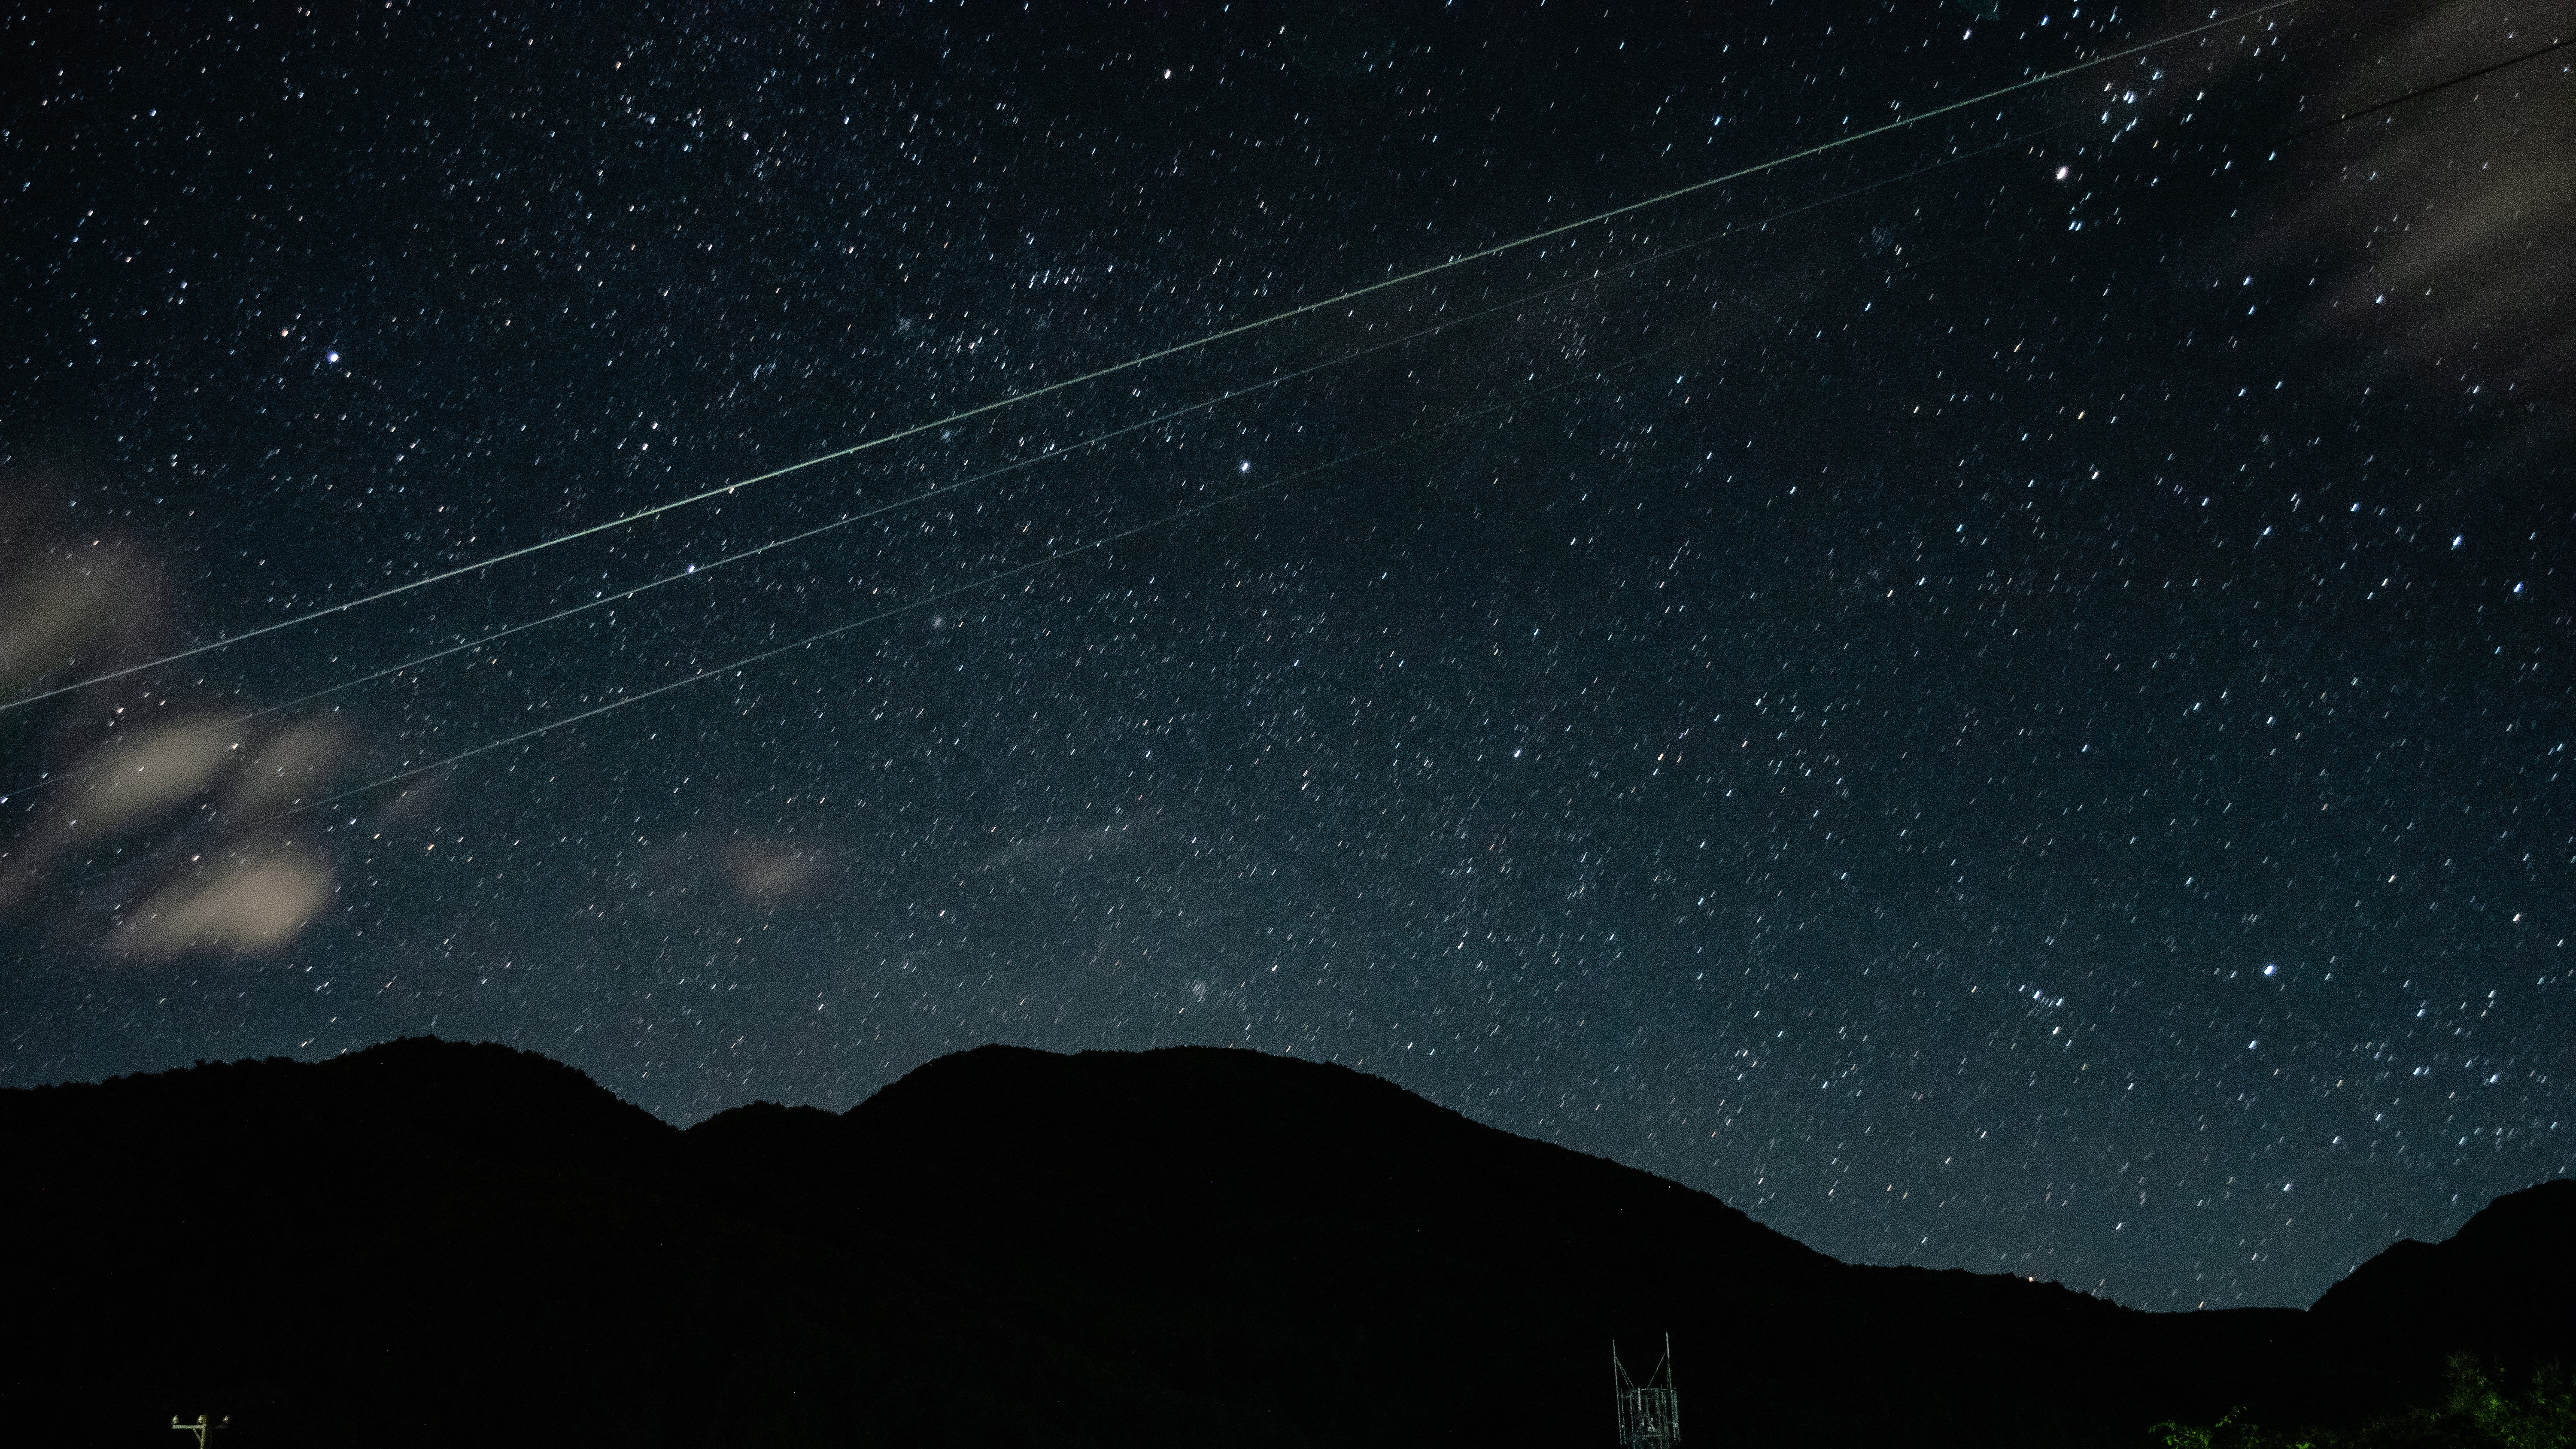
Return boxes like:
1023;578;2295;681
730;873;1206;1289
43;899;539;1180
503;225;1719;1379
3;0;2570;1311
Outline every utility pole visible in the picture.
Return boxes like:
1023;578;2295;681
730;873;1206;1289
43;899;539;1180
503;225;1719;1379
1611;1336;1680;1449
171;1414;226;1449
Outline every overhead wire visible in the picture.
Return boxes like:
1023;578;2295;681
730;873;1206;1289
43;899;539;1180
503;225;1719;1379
0;116;2075;808
0;0;2307;717
252;7;2574;818
284;337;1709;823
2274;31;2574;144
36;0;2491;899
30;0;2545;827
20;333;1705;900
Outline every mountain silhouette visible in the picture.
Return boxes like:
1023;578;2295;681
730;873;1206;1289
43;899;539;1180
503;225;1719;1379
6;1039;2567;1448
2309;1177;2576;1388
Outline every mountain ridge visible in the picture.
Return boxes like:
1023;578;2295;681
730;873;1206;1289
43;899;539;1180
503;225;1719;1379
6;1036;2566;1449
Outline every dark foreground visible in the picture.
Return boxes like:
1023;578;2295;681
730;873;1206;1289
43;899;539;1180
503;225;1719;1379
7;1039;2570;1448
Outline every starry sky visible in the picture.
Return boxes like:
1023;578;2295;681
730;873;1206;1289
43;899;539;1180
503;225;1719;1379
3;0;2570;1311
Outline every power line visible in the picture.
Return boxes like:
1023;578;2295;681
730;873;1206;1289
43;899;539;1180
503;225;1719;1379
25;337;1710;902
285;340;1699;822
0;117;2066;808
2275;33;2574;144
0;0;2302;717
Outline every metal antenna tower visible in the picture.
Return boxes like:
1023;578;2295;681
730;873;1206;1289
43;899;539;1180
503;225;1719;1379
1611;1336;1680;1449
171;1416;226;1449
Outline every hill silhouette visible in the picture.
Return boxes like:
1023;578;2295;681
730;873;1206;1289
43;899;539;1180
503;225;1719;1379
5;1039;2567;1448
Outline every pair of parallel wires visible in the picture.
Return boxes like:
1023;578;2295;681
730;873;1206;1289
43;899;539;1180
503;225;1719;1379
33;0;2542;828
